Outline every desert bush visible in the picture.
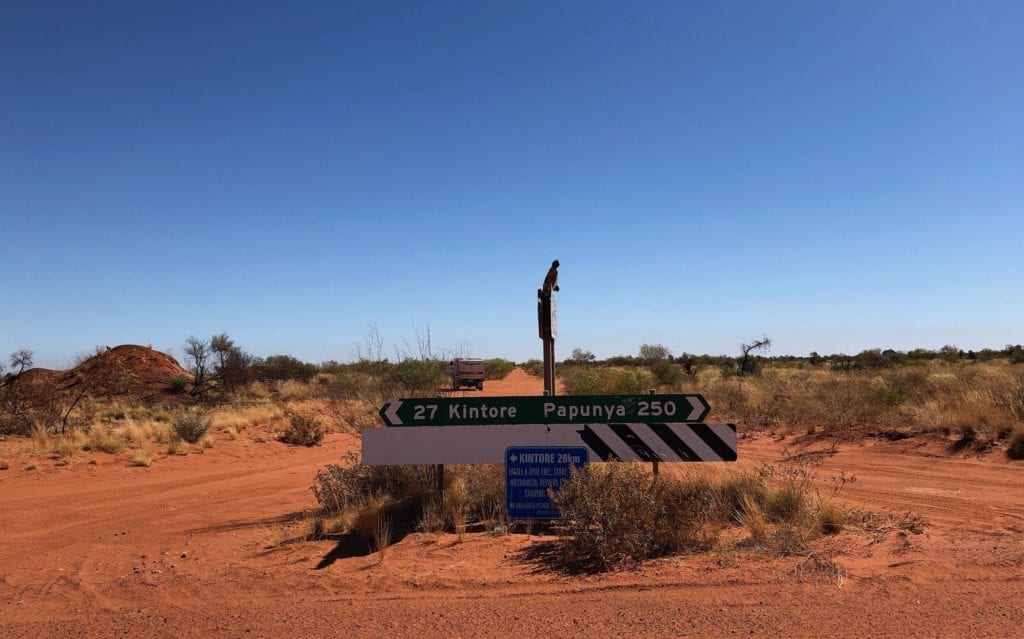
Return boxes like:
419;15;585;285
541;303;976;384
390;358;446;396
1007;428;1024;460
764;484;808;523
419;464;507;532
550;461;832;570
167;376;188;394
650;359;684;388
717;470;770;521
313;453;434;515
483;358;515;380
815;498;847;534
551;464;664;568
253;354;317;382
562;366;656;395
312;456;506;537
172;411;211;444
86;425;125;454
520;359;544;378
280;415;325;446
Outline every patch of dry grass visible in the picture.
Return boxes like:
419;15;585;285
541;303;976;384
30;423;52;454
211;404;284;432
166;433;188;455
86;425;126;454
127;445;154;467
691;360;1024;439
276;380;315;401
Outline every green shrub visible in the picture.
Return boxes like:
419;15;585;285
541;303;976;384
562;366;656;395
520;359;544;378
167;375;188;394
280;415;325;447
717;472;769;522
172;411;211;444
483;358;515;380
552;465;737;569
650;360;684;387
552;465;662;568
390;359;446;396
764;485;807;523
312;453;435;516
312;457;507;535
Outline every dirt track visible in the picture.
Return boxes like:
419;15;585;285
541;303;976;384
2;369;1023;637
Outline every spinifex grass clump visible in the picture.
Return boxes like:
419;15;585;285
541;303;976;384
280;415;325;447
551;465;730;570
311;454;507;542
172;411;211;444
550;461;848;571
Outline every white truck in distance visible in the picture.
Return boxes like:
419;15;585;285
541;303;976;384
446;358;485;391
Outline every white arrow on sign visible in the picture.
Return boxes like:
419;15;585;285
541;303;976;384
384;400;403;426
687;396;705;421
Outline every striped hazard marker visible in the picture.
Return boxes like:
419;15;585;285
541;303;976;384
362;423;736;465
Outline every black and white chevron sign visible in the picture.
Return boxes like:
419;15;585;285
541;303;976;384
361;423;736;465
576;423;736;462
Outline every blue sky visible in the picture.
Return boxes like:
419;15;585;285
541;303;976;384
2;1;1022;368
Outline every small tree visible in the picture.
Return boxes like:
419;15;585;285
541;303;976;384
209;332;252;391
9;349;33;375
738;337;771;377
183;336;210;387
639;344;672;363
570;348;596;365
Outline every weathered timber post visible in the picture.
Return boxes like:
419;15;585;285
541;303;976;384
538;260;559;396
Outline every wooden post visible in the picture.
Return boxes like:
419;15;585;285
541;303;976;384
539;288;556;396
436;464;445;503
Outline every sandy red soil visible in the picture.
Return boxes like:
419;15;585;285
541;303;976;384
2;369;1023;637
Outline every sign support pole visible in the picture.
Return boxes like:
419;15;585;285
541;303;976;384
538;288;556;396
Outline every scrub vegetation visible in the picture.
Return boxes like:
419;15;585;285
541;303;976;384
309;450;869;572
558;343;1024;453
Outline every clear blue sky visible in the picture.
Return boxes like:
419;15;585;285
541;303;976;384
2;1;1022;369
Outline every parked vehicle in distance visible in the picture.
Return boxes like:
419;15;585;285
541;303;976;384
446;358;485;390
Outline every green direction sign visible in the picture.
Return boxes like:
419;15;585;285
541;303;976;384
379;394;710;427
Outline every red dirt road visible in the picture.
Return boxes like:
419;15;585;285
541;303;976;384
2;370;1023;637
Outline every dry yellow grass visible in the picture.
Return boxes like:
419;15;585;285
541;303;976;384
86;425;126;454
693;359;1024;438
127;444;154;467
212;404;284;432
166;433;188;455
53;429;87;459
276;380;315;401
30;423;52;454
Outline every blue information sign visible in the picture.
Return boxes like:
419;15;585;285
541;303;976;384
505;446;588;520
